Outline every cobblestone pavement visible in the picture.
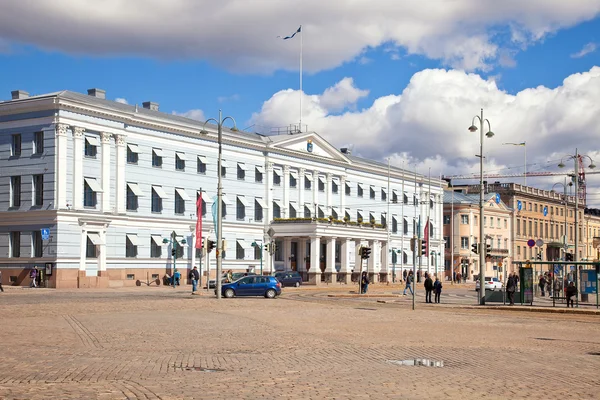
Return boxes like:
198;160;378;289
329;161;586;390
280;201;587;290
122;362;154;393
1;285;599;399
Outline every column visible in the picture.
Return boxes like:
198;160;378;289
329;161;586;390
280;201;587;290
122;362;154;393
72;126;85;209
283;237;292;271
299;168;305;215
101;132;112;212
312;170;319;217
266;162;274;222
325;237;336;283
79;224;87;279
381;240;389;283
326;173;333;216
368;240;377;282
283;165;290;218
297;239;307;279
340;176;346;218
339;239;352;284
308;236;321;284
114;134;126;214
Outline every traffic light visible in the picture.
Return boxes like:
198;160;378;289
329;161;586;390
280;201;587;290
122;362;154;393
565;252;573;261
421;240;427;256
171;249;176;257
207;240;216;252
486;243;491;254
272;242;278;253
471;243;479;254
265;243;271;253
361;247;372;259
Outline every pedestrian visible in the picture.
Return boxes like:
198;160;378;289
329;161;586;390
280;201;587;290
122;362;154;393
433;277;442;303
506;272;516;305
0;269;4;292
566;281;577;308
173;269;181;286
456;272;461;284
360;271;370;294
30;267;38;288
424;273;433;303
546;275;552;297
403;271;414;296
189;266;200;294
226;269;233;283
539;274;546;297
403;269;407;282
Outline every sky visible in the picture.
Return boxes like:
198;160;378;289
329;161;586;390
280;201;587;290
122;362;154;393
2;0;600;205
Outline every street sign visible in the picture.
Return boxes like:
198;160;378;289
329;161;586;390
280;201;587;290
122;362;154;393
495;193;500;204
517;200;522;211
536;239;544;247
41;228;50;241
267;228;275;238
527;239;535;248
554;265;560;274
543;206;548;216
498;261;503;267
493;265;497;270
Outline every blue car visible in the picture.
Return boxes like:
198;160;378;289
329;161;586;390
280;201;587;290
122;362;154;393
219;276;282;298
274;271;303;287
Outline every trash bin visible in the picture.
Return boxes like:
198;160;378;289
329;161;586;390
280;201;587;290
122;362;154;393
581;293;589;302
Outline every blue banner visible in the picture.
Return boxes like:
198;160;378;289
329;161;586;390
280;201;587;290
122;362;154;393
211;195;218;239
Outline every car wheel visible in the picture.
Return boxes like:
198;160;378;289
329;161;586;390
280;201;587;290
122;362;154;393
224;288;235;298
265;289;276;299
295;281;300;287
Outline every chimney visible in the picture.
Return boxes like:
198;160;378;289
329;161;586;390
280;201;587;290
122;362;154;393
87;88;106;99
340;147;351;155
11;90;30;100
142;101;159;111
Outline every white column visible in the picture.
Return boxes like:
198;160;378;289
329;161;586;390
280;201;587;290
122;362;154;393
266;162;274;222
326;173;333;216
72;126;85;210
309;236;321;283
283;237;292;270
340;239;351;272
299;168;305;215
101;132;112;212
312;171;319;216
340;176;346;218
79;224;87;273
325;237;336;272
298;239;306;273
114;134;126;214
283;165;290;218
381;240;389;281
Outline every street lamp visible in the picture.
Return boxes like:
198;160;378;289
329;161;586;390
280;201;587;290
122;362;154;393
201;110;237;299
558;150;595;262
163;231;186;287
251;241;263;275
551;179;570;260
468;108;495;306
502;142;526;185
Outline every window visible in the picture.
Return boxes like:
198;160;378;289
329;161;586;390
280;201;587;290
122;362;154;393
10;176;21;207
404;193;409;204
504;239;508;249
443;215;450;224
430;198;434;208
381;214;386;226
32;231;43;257
84;178;101;207
444;237;450;249
357;211;363;222
304;205;311;218
392;191;398;203
254;242;261;260
318;178;325;192
460;237;469;249
127;144;139;164
151;236;162;258
175;152;186;171
474;216;478;225
289;203;297;218
236;242;245;260
534;204;538;212
221;161;227;177
273;171;281;186
10;232;20;258
345;184;351;195
33;131;44;155
534;221;538;237
370;187;375;199
345;211;351;221
273;201;281;218
236;196;247;220
517;246;521;256
517;219;521;236
11;134;21;156
529;221;532;237
254;199;265;222
497;238;501;248
461;215;469;224
152;186;166;213
497;218;501;228
357;184;364;197
490;217;494;227
318;207;325;219
197;156;207;174
382;189;388;201
332;208;338;220
414;195;418;206
305;176;312;190
30;174;43;206
484;216;487;226
85;136;98;158
237;163;246;180
175;189;186;215
332;181;338;194
127;183;143;211
255;166;263;182
126;234;138;258
152;148;163;167
404;218;409;234
504;219;507;229
290;174;297;188
392;217;398;233
86;233;100;258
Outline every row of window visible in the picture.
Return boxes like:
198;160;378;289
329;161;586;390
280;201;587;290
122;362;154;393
444;214;508;229
516;218;582;242
9;132;44;157
6;231;43;258
9;175;44;208
456;236;508;250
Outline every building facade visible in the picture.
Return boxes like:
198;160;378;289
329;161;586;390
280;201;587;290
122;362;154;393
0;89;444;288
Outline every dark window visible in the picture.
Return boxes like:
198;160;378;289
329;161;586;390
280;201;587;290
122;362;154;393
430;198;434;208
318;179;325;191
273;172;281;186
332;182;338;194
83;179;97;207
221;200;227;218
237;164;245;180
357;185;363;197
86;237;97;258
175;153;185;171
127;146;138;164
443;215;451;224
345;211;351;221
290;175;297;188
290;204;297;218
236;242;245;260
357;211;363;222
381;189;387;201
151;188;163;213
126;185;139;211
404;219;409;234
392;218;398;233
10;232;20;258
254;200;264;222
84;138;97;157
175;190;185;215
221;162;226;177
404;193;408;204
10;176;21;207
254;243;261;260
151;238;162;258
345;184;351;195
273;202;281;218
413;195;418;206
197;157;207;174
318;208;325;218
305;177;312;190
126;236;138;258
304;206;311;218
236;199;246;220
152;149;163;167
33;131;44;154
11;134;21;156
32;231;43;257
255;168;263;182
370;187;375;199
33;175;43;206
392;192;398;203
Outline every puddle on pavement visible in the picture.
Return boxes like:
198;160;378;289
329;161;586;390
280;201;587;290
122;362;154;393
184;367;224;372
387;359;444;367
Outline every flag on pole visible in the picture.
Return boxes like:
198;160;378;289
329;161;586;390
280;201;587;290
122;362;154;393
278;26;301;40
211;195;219;240
195;191;203;249
424;217;430;256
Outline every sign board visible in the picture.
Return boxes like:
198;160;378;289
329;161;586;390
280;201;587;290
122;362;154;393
493;265;498;270
580;270;598;294
554;265;560;274
41;228;50;241
267;228;275;238
495;193;501;204
543;206;548;216
520;267;534;304
536;239;544;247
517;200;522;211
527;239;535;248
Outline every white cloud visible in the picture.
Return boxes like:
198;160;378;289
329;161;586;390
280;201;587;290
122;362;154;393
172;109;205;121
217;94;240;103
251;66;600;204
319;77;369;112
0;0;598;72
571;42;598;58
115;97;128;104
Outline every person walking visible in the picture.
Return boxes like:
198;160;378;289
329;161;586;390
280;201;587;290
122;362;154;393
0;269;4;292
403;271;414;296
506;272;516;305
189;266;200;294
226;269;233;283
360;271;370;294
29;267;38;288
433;277;442;303
539;274;546;297
424;273;433;303
403;269;408;283
566;281;577;308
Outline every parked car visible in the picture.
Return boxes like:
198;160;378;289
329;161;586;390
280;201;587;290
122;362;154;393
217;276;282;298
208;272;255;289
475;277;503;291
274;271;303;287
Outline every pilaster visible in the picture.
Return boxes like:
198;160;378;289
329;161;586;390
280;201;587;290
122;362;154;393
326;173;333;216
283;165;290;218
308;236;321;284
55;123;69;209
266;162;274;222
299;168;306;216
340;175;346;217
72;126;85;210
312;171;319;217
325;237;336;283
283;238;292;270
101;132;112;212
339;238;352;284
114;134;127;214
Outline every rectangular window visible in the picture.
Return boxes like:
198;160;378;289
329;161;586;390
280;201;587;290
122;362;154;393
196;192;207;217
10;176;21;207
33;131;44;155
32;174;43;206
529;221;533;237
84;136;98;158
381;189;387;201
332;181;338;194
413;195;418;206
83;178;101;207
444;237;450;249
254;199;265;222
304;206;311;218
490;217;494;227
126;234;138;258
318;178;325;192
443;215;450;224
289;203;297;218
152;186;166;213
290;174;297;188
197;156;207;174
461;215;469;224
221;161;227;177
32;230;43;257
357;184;363;197
10;232;20;258
151;236;162;258
370;187;375;199
534;221;538;237
517;219;521;236
86;235;98;258
234;163;246;180
273;201;281;219
175;152;186;171
357;211;363;223
484;216;487;226
460;237;468;249
152;148;163;167
517;246;521;256
305;176;312;190
126;183;142;211
403;193;409;204
236;242;245;260
11;134;22;157
236;197;247;220
474;216;478;225
345;184;351;195
174;188;188;215
404;218;409;234
392;217;398;233
534;204;538;212
127;144;139;164
255;166;264;182
273;171;281;186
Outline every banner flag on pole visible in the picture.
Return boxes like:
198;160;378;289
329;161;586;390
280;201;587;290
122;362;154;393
195;191;203;249
211;195;218;240
278;26;301;40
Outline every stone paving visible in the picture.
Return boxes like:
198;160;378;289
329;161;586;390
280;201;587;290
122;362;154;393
0;285;599;399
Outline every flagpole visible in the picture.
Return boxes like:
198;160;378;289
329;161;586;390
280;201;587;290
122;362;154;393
299;24;303;133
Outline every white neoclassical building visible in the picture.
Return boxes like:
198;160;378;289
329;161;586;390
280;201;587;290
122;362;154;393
0;88;445;288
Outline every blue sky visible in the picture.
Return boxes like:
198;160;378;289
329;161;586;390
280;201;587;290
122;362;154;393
2;0;600;203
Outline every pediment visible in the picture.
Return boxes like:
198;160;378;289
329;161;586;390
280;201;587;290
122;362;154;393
268;132;350;163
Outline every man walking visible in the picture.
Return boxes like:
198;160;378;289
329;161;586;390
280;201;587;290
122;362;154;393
424;273;433;303
403;271;414;296
506;272;516;305
29;267;38;288
566;281;577;308
189;266;200;294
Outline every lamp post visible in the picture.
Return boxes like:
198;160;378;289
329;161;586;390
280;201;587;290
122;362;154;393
201;110;237;299
558;150;596;262
551;179;569;260
163;231;186;287
252;241;263;275
468;109;495;305
502;142;526;185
